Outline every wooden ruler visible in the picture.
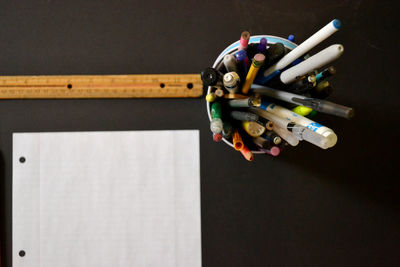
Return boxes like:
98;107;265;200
0;74;203;99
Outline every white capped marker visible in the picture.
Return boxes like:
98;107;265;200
280;44;344;84
262;19;342;78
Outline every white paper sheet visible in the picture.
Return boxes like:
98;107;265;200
13;130;201;267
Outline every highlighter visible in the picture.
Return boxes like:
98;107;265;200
242;121;265;137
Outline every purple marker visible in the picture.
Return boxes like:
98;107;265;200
257;38;267;53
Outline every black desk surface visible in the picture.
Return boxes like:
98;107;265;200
1;1;399;266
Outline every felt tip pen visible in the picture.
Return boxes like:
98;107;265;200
201;67;223;86
258;99;337;148
263;19;342;78
251;84;352;118
232;130;244;151
279;44;344;84
316;66;336;83
242;121;265;137
242;53;265;94
210;102;223;134
223;54;239;74
292;97;354;119
239;144;254;161
251;108;334;149
228;96;261;108
263;131;282;145
238;31;250;51
223;72;241;94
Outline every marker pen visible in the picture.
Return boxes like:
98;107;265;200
228;96;261;108
316;66;336;83
257;38;268;53
239;144;254;161
223;54;239;74
210;102;223;135
288;34;295;42
263;131;282;145
223;72;241;94
238;31;250;51
263;19;342;78
242;121;265;137
242;53;265;94
258;99;338;148
201;67;223;87
279;44;344;84
232;130;244;151
252;107;334;149
251;84;350;118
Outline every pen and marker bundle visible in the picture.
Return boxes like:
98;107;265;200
202;19;354;161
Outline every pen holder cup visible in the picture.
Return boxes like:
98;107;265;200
206;35;298;153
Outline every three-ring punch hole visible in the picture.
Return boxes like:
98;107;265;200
19;157;26;163
160;83;165;88
186;83;193;89
19;250;26;257
67;84;72;89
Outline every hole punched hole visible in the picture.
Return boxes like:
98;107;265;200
67;84;72;89
187;83;193;89
19;250;26;257
160;83;165;88
19;157;26;163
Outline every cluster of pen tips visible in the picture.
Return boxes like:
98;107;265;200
202;19;354;161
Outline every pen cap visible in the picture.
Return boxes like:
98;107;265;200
210;102;222;119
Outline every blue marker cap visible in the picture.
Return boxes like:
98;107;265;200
235;50;247;61
288;34;295;42
333;19;341;29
